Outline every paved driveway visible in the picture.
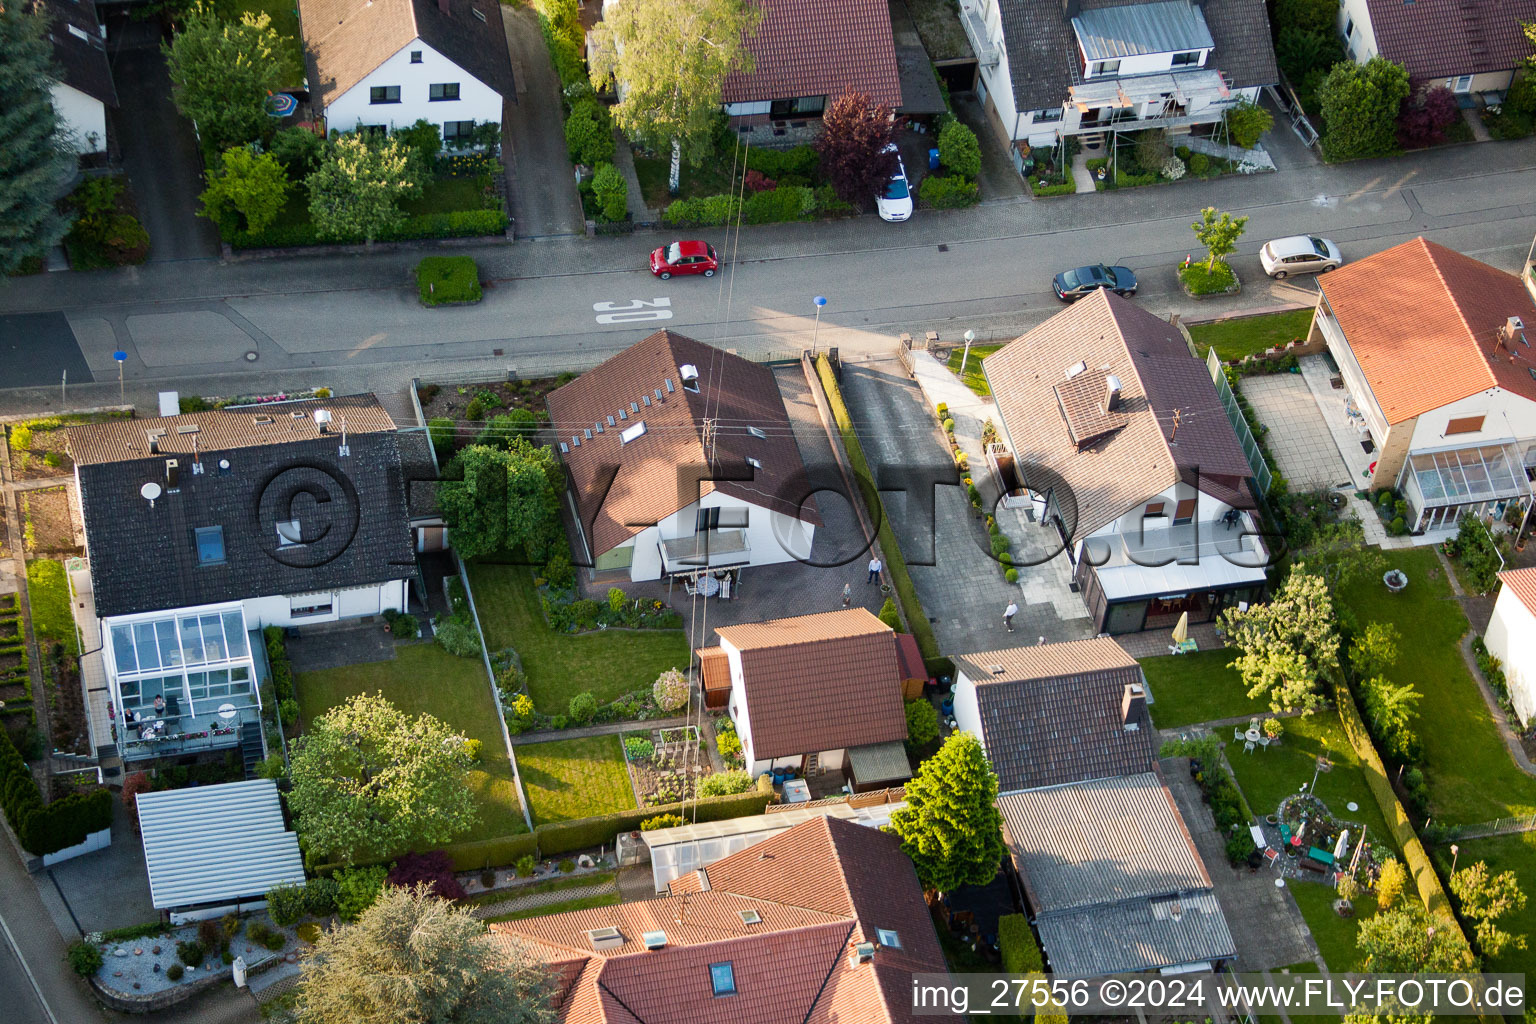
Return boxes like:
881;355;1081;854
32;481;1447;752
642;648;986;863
501;5;586;238
1239;372;1353;491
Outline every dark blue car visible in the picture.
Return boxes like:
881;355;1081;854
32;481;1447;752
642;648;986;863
1052;264;1137;301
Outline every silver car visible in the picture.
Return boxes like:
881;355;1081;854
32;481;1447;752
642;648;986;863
1260;236;1342;279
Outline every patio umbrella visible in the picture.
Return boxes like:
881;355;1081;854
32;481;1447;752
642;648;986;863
1171;611;1190;644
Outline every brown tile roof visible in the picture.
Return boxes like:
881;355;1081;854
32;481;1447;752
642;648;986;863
1318;237;1536;425
715;609;907;759
298;0;514;112
1364;0;1536;82
982;290;1255;539
545;331;818;559
65;395;397;466
1497;566;1536;615
722;0;903;108
496;816;947;1024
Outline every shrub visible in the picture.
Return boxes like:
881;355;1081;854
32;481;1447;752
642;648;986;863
1227;98;1275;149
937;120;981;179
624;736;655;760
1396;85;1459;149
1004;568;1019;583
698;770;753;797
742;185;815;224
813;184;856;216
266;882;307;926
387;850;468;900
1180;261;1237;295
998;913;1043;973
279;698;299;727
877;597;902;631
198;917;225;953
742;169;776;192
558;858;576;873
568;691;599;724
918;173;979;208
434;617;483;658
652;667;689;712
335;865;388;922
382;609;419;639
428;418;456;460
166;962;184;981
176;940;206;967
1160;155;1187;180
543;552;575;591
67;941;103;977
744;144;818;180
715;729;741;760
564;98;615;167
641;813;685;831
416;256;481;306
462;738;482;763
607;587;627;613
591;162;628;223
1188;152;1211;175
516;854;537;877
905;699;940;747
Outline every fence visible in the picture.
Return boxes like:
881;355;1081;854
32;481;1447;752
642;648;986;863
1205;348;1274;497
1432;814;1536;844
1266;78;1320;149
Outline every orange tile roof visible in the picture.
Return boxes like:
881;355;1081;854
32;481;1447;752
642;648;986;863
696;647;731;693
951;636;1137;684
1318;237;1536;425
1497;566;1536;615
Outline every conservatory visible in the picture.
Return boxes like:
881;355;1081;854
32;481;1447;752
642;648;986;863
1399;442;1533;533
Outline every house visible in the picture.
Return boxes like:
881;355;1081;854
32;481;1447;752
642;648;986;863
713;609;911;789
951;636;1154;793
957;0;1278;151
1312;237;1536;535
65;395;418;765
297;0;513;145
1334;0;1536;95
998;772;1237;977
546;330;818;583
982;289;1268;635
1484;566;1536;726
493;815;947;1023
38;0;116;153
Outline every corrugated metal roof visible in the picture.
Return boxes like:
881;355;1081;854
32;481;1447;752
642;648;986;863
1037;891;1236;977
846;741;912;784
1071;1;1214;60
136;780;305;909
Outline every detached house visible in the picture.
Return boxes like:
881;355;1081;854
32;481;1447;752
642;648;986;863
1313;237;1536;535
1334;0;1536;95
958;0;1277;151
495;815;947;1023
39;0;116;153
547;331;818;583
65;396;417;766
298;0;513;146
1485;566;1536;726
983;289;1268;635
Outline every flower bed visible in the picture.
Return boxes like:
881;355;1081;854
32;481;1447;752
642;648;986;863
84;913;295;998
1179;261;1240;297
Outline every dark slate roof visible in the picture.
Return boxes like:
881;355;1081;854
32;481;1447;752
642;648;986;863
37;0;116;107
1364;0;1536;82
999;0;1276;114
1035;891;1236;976
394;428;441;520
77;431;416;618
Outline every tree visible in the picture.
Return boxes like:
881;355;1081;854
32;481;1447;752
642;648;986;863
306;133;423;246
163;2;291;152
200;146;289;233
1349;622;1400;682
1190;206;1248;273
1361;675;1421;761
1397;86;1460;149
1375;857;1408;909
588;0;761;193
652;668;689;712
438;440;565;561
1218;566;1339;713
0;0;76;275
816;91;904;208
888;733;1006;892
1357;904;1477;973
269;125;324;180
295;884;552;1024
288;693;479;864
1451;861;1529;959
1319;57;1411;161
1305;519;1386;593
904;699;940;748
591;162;628;222
1274;0;1338;35
564;97;616;168
937;119;981;179
877;597;902;631
1226;98;1274;149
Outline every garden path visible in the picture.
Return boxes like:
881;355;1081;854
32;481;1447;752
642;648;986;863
1456;632;1536;779
507;714;691;746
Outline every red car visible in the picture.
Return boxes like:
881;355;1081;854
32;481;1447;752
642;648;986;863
650;240;718;280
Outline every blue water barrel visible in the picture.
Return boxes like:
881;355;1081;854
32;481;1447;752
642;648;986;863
928;148;941;171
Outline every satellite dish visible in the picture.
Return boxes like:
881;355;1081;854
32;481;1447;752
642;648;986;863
140;482;162;503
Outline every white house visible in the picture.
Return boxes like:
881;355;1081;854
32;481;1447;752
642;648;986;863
957;0;1276;153
547;331;818;583
299;0;512;145
982;289;1269;635
40;0;115;153
1334;0;1536;95
66;395;418;766
1312;237;1536;535
1484;567;1536;726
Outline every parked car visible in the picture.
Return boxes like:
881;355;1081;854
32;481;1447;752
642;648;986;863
876;144;912;223
650;240;719;280
1260;236;1342;279
1052;264;1137;301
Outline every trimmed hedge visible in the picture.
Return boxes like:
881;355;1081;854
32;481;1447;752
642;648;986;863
535;788;772;856
816;355;940;664
918;174;979;209
661;186;817;227
743;145;819;182
228;209;507;250
0;727;112;854
998;913;1042;974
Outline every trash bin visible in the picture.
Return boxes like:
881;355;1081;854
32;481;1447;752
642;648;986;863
928;148;941;171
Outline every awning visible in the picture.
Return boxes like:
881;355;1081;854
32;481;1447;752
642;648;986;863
847;741;912;785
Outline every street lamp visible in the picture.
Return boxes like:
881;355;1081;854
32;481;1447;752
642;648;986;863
113;350;127;407
1450;844;1460;876
812;296;827;353
962;330;976;376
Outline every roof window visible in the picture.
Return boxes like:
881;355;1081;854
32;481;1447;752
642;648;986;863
746;457;761;469
747;426;766;439
709;962;736;996
276;520;303;547
586;927;623;951
739;909;761;925
620;421;647;444
877;928;901;948
194;526;225;565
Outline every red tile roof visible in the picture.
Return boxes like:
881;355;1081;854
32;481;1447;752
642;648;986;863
1318;237;1536;425
715;609;907;760
495;816;946;1024
1363;0;1536;82
722;0;903;108
1497;566;1536;616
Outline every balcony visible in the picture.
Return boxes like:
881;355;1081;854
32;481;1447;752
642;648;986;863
120;703;262;762
659;529;751;573
957;0;999;67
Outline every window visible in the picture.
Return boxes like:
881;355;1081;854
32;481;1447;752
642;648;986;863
1145;502;1166;517
276;519;304;547
1344;17;1354;37
709;962;736;997
1450;75;1473;93
194;526;225;565
877;928;902;948
738;909;761;925
369;85;401;104
290;594;333;617
747;425;767;439
620;421;647;444
746;456;762;469
697;507;721;532
410;50;422;63
1091;59;1120;76
1172;51;1200;66
442;120;477;144
1174;498;1197;525
1446;415;1485;435
769;95;825;118
429;82;460;101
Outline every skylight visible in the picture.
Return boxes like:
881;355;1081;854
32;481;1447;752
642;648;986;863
194;526;225;565
739;909;761;925
747;426;767;439
276;520;303;547
709;962;736;997
877;928;901;948
620;421;647;444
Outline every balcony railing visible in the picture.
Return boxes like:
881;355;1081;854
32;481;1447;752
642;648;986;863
957;1;998;67
659;529;751;572
120;704;260;762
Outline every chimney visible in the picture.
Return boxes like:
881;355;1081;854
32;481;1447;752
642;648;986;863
1502;316;1526;347
849;942;876;966
1121;682;1146;730
165;458;180;490
1104;374;1122;413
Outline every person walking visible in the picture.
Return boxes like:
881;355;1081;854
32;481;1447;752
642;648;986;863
1004;601;1018;632
867;556;882;584
842;582;852;607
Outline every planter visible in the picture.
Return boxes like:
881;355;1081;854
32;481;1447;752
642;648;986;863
1176;265;1242;300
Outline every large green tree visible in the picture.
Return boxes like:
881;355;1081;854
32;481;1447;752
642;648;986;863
163;2;291;152
200;145;289;233
888;733;1006;892
1190;206;1248;273
1450;861;1529;959
0;1;75;275
588;0;762;193
1219;566;1339;713
1361;675;1421;761
305;133;422;246
296;884;551;1024
288;693;479;864
438;440;565;561
1319;57;1411;161
1357;904;1477;973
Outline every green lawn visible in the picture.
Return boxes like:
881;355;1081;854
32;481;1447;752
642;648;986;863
632;154;740;211
295;643;527;836
515;735;636;825
1431;832;1536;979
1288;881;1377;972
1337;547;1536;823
1140;650;1269;729
946;344;1002;397
226;0;304;89
24;558;74;648
1186;308;1316;362
403;178;492;217
484;892;621;923
466;563;689;712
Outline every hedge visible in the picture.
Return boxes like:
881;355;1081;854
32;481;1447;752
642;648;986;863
0;728;112;855
998;914;1042;974
661;186;816;227
1029;169;1076;197
534;788;772;856
918;174;979;209
816;355;940;665
228;208;507;250
743;145;818;182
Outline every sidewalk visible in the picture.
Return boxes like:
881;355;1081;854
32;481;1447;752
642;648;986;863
610;133;658;225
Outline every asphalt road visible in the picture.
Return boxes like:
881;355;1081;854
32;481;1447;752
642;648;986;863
0;913;55;1024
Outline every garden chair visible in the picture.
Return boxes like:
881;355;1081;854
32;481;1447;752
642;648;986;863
1234;727;1246;741
1243;739;1256;754
1257;735;1272;752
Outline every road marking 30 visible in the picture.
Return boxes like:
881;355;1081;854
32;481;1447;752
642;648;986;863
594;298;673;325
